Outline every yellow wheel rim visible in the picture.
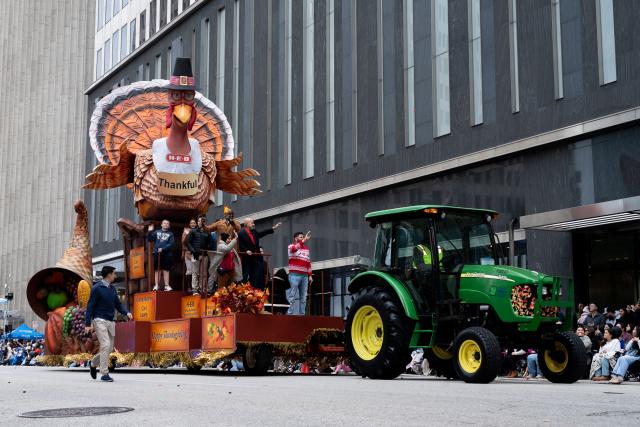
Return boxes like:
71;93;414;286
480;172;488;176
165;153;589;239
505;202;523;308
432;345;454;360
543;341;568;373
458;339;482;374
351;305;384;361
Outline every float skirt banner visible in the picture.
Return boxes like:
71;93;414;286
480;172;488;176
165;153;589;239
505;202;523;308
129;246;146;279
181;294;201;318
133;292;156;321
150;319;190;352
157;172;198;196
202;315;236;351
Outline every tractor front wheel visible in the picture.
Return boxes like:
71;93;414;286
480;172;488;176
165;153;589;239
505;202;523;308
345;286;413;379
538;331;586;383
453;327;500;383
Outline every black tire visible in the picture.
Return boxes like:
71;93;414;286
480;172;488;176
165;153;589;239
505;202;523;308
242;344;273;375
453;327;500;383
538;331;587;383
424;346;458;379
345;286;414;380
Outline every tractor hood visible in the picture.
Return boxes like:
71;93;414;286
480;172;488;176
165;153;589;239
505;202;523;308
460;264;545;286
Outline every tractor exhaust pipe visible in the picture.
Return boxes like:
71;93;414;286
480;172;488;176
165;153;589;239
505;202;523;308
508;217;519;266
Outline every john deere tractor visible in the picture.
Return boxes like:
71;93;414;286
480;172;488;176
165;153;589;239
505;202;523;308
345;205;586;383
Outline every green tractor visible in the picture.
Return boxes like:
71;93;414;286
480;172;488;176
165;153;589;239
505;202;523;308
345;205;586;383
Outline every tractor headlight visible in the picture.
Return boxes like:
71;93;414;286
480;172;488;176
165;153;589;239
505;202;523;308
541;286;549;296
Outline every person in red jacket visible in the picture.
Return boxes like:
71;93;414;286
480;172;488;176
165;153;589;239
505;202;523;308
287;231;312;315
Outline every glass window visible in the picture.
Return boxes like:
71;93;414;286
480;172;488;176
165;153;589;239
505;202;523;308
129;19;136;52
105;0;112;23
508;0;519;113
284;0;292;184
96;48;103;79
432;0;450;136
233;0;239;151
376;0;384;155
167;47;172;79
434;212;496;272
212;14;222;103
104;39;111;71
326;0;335;171
139;11;146;43
551;0;563;99
113;0;121;16
112;30;119;64
595;0;616;85
150;0;157;36
145;62;150;80
214;11;224;205
120;25;128;58
468;0;483;125
97;0;104;31
303;0;315;178
122;0;128;6
373;222;393;269
160;0;167;28
403;0;415;146
171;0;178;20
155;54;162;79
198;18;211;97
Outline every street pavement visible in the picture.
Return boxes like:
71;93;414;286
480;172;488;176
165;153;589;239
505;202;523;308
1;366;639;426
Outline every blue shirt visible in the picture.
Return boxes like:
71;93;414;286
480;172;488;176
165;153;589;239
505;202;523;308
85;280;128;325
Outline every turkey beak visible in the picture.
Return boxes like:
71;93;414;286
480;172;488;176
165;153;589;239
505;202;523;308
173;104;192;125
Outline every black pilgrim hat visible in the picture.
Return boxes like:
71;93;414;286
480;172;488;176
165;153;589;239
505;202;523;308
167;57;196;90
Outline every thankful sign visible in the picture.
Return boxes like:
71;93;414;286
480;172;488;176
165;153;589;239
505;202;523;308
157;172;198;196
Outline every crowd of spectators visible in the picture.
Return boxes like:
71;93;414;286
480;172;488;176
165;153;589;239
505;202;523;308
0;339;44;366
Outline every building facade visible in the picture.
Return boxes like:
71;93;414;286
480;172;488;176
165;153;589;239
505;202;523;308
0;1;95;331
86;0;640;316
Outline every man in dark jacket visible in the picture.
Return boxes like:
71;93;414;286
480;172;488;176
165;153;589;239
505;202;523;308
187;215;210;294
148;219;175;291
85;266;132;382
238;217;281;290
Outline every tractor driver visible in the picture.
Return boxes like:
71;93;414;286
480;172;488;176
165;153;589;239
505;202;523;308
410;238;443;309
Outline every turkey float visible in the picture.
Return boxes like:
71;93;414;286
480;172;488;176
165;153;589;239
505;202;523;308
83;57;260;220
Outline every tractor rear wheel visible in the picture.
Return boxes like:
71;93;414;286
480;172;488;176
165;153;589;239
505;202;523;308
345;286;413;379
242;344;273;375
424;345;458;379
538;331;586;383
453;327;500;383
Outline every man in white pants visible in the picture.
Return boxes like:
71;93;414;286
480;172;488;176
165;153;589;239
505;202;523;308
85;266;132;382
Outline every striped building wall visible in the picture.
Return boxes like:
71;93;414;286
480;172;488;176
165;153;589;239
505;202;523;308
0;1;95;331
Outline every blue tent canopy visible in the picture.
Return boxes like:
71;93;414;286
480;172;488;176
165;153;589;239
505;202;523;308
2;323;44;340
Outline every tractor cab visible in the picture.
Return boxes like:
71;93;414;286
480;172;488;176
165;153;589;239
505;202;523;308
368;206;498;312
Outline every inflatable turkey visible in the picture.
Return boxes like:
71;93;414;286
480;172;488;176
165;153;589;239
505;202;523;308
83;57;260;220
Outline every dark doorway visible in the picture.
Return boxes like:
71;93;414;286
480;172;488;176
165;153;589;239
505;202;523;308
573;224;640;310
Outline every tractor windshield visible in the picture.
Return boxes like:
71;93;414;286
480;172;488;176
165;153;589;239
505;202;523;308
433;212;497;272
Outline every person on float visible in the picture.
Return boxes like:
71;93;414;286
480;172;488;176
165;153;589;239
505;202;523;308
148;219;175;291
206;207;240;291
182;218;197;286
210;232;243;290
238;217;281;289
187;214;210;295
287;231;313;315
85;266;133;382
